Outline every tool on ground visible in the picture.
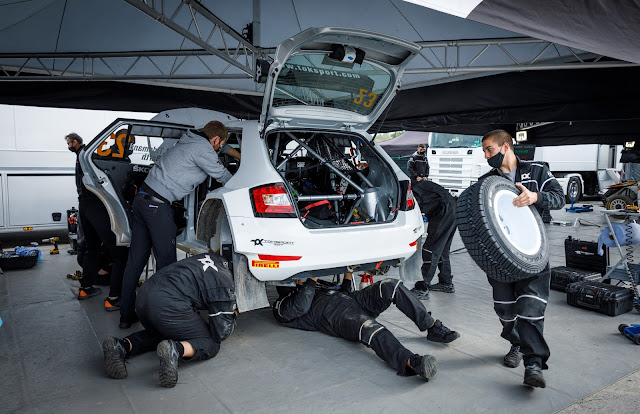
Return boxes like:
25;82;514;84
66;270;82;280
47;237;60;254
618;323;640;344
565;183;593;212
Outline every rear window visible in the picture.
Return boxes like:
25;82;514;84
273;53;392;115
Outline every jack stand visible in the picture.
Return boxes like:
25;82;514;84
565;192;593;213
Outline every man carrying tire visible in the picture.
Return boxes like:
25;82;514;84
410;181;457;298
101;253;237;388
480;130;564;388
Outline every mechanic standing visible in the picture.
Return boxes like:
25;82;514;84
102;253;237;387
480;130;564;388
407;143;429;183
273;277;460;381
410;180;457;299
119;121;239;329
66;133;128;309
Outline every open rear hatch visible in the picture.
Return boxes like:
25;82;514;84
258;27;420;228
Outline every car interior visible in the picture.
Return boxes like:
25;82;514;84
266;130;401;228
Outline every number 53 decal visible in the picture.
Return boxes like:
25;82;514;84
354;88;377;108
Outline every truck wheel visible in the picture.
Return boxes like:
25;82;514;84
606;194;633;210
565;177;582;204
634;334;640;345
456;176;549;282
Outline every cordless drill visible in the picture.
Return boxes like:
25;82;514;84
49;237;60;255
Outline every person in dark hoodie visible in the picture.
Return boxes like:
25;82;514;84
410;180;457;298
65;133;128;309
407;143;429;183
119;121;239;329
102;253;237;388
273;277;460;381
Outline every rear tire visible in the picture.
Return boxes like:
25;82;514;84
456;176;549;282
606;194;633;210
634;334;640;345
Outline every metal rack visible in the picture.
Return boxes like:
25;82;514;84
601;210;640;312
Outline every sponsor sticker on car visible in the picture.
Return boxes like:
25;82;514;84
252;260;280;268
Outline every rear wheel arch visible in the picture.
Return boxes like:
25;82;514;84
196;198;228;253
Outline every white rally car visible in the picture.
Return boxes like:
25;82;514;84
79;27;424;311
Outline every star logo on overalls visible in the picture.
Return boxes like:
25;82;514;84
198;255;218;272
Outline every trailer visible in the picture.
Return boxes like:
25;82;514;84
426;132;622;202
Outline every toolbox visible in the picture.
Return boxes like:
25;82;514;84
550;266;600;292
565;236;608;275
566;281;634;316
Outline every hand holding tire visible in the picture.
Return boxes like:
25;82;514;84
513;184;538;207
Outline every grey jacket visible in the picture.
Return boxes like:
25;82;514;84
144;129;233;202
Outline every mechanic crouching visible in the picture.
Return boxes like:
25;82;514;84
273;277;460;381
102;253;237;388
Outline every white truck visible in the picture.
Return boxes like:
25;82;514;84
0;104;154;241
427;132;622;202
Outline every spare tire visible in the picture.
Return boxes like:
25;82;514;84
456;176;549;282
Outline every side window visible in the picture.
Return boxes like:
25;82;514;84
91;124;180;209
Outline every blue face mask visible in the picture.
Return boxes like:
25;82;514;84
487;149;505;169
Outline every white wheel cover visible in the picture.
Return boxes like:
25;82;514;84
491;189;542;255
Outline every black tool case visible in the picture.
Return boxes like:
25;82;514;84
550;266;600;292
565;236;608;275
566;281;634;316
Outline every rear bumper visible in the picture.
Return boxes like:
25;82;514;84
229;209;423;281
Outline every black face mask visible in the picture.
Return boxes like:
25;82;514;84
68;146;77;153
418;150;425;155
487;150;505;169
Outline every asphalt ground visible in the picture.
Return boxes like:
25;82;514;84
1;201;640;413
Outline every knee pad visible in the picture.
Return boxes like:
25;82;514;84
378;278;403;300
359;319;387;346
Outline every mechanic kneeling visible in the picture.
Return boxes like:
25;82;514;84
102;253;237;388
273;277;460;381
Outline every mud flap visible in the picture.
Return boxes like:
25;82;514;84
398;235;424;283
233;253;270;312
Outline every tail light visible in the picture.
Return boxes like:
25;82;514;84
406;184;416;209
250;183;296;218
399;181;416;211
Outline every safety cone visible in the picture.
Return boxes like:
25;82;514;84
359;273;374;290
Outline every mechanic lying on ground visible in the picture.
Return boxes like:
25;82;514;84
119;120;239;329
410;180;458;298
480;129;564;388
272;277;460;381
102;253;237;388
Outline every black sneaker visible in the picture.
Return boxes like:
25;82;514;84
429;283;455;293
523;363;546;388
427;319;460;343
102;337;127;379
409;354;437;381
157;339;180;388
77;286;102;300
411;282;430;299
503;345;523;368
